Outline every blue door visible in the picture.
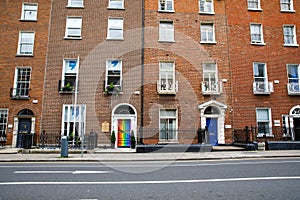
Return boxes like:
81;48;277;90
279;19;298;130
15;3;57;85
206;118;218;146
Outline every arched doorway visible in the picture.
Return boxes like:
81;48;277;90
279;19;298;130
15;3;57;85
14;109;35;148
290;105;300;141
111;104;137;149
198;100;227;146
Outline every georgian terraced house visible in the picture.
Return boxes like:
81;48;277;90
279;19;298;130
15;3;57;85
0;0;51;147
0;0;299;149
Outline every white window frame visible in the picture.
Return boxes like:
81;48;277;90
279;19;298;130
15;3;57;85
12;67;31;98
107;18;124;40
61;58;79;91
158;0;174;12
20;3;38;21
200;23;216;44
283;25;298;46
159;21;175;42
159;109;178;142
62;104;86;139
256;108;273;136
105;59;122;93
199;0;214;14
287;64;300;94
250;23;265;45
108;0;124;9
67;0;84;8
65;16;82;39
17;31;35;56
202;63;222;94
253;62;273;94
158;61;177;94
247;0;261;11
280;0;294;12
0;109;9;138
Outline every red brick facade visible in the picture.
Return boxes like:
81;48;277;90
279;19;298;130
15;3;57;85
41;0;143;146
227;0;300;141
1;0;299;148
0;0;51;146
143;0;232;145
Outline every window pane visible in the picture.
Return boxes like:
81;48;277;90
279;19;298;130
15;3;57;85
69;0;83;7
64;59;78;73
257;109;269;121
23;3;37;20
67;17;82;28
110;0;123;8
200;0;212;12
108;18;123;39
160;110;176;117
0;110;8;136
159;21;174;41
254;63;265;78
288;65;299;79
201;24;214;42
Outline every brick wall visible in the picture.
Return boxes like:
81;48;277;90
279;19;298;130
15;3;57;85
227;0;300;134
0;0;51;145
41;0;143;144
143;0;233;144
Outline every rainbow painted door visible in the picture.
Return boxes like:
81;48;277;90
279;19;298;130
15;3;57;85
117;119;131;148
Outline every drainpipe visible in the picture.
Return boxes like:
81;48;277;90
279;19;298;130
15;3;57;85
139;0;145;145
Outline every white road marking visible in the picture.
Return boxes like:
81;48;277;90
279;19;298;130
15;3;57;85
1;176;300;185
14;170;113;174
14;171;73;174
72;170;113;174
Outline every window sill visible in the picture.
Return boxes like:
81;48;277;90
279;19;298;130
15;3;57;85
16;54;34;57
19;19;37;22
107;7;125;10
248;8;263;12
199;12;215;15
281;10;295;13
106;38;124;41
257;134;274;138
284;44;299;47
11;96;30;100
158;141;179;144
200;41;217;45
66;6;84;9
202;91;221;96
251;42;266;46
103;91;123;95
158;40;175;43
158;91;177;95
59;90;77;94
64;37;82;40
158;10;175;13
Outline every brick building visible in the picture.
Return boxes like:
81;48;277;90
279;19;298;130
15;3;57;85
0;0;51;147
142;0;232;146
1;0;299;149
227;0;300;142
41;0;143;148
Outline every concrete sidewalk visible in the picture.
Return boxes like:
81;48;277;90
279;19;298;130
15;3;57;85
0;147;300;162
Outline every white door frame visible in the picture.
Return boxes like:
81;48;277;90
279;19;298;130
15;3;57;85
111;104;137;149
198;100;227;145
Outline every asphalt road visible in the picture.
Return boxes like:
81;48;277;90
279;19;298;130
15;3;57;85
0;158;300;200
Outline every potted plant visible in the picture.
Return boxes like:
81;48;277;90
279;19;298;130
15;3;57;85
62;82;73;92
130;130;136;149
110;130;116;148
104;82;120;95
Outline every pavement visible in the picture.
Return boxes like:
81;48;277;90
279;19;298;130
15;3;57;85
0;146;300;162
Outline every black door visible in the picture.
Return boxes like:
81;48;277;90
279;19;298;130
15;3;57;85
294;118;300;141
16;118;32;148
